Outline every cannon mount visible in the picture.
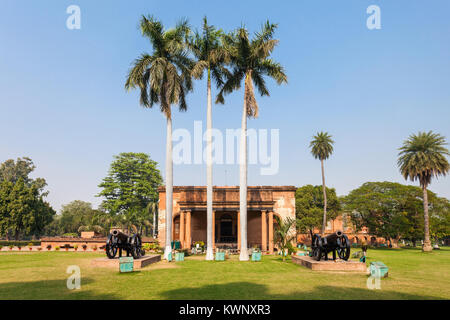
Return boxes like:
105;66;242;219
311;231;351;261
106;229;145;259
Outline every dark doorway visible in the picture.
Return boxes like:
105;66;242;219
219;214;234;243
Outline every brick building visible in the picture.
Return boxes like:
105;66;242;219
157;186;296;253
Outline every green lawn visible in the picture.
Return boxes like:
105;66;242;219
0;247;449;299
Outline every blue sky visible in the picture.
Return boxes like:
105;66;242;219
1;0;449;212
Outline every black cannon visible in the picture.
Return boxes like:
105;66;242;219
105;229;145;259
311;230;351;261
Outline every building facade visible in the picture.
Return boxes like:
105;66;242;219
157;186;296;253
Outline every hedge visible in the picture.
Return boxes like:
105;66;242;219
0;240;41;246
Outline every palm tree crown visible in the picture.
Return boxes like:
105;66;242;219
310;132;334;160
398;131;449;187
125;15;193;119
216;21;288;115
189;17;228;85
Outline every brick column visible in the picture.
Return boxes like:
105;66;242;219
180;211;185;248
185;210;191;249
237;210;240;250
261;210;267;253
268;211;274;254
212;210;216;249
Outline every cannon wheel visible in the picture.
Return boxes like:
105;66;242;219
131;234;142;259
337;234;351;261
106;234;117;259
311;234;323;261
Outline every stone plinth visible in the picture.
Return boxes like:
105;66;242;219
91;254;161;269
292;255;366;272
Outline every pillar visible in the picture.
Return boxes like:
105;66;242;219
261;210;267;253
185;210;191;249
268;211;274;254
212;210;216;249
180;211;185;248
237;210;240;250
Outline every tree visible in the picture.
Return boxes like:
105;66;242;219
216;22;287;260
398;131;449;251
429;197;450;245
0;157;47;194
125;16;193;260
295;185;340;240
59;200;96;234
189;17;228;260
342;181;440;248
274;216;296;261
309;132;334;235
97;153;162;235
0;157;54;239
0;179;55;240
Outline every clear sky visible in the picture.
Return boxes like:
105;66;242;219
1;0;449;212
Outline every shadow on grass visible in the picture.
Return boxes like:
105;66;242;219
0;278;118;300
160;281;442;300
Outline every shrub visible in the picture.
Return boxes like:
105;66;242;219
9;245;13;250
28;242;33;247
46;245;52;250
62;233;78;237
82;244;87;250
55;246;60;251
74;245;78;250
0;240;41;247
92;245;97;251
0;245;3;250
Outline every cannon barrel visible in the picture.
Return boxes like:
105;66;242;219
111;229;129;242
324;230;344;246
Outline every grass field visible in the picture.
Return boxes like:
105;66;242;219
0;247;449;300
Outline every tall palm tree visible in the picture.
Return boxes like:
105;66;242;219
125;15;193;260
189;17;228;261
217;22;287;260
309;132;334;235
398;131;449;252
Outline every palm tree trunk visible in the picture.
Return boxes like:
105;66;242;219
422;184;432;252
239;76;249;261
321;159;327;235
205;70;214;261
152;208;156;238
164;115;173;260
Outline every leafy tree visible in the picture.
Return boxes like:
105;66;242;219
309;132;334;235
98;153;162;235
398;131;449;251
0;158;54;239
189;16;228;261
342;181;442;247
59;200;97;234
295;185;340;240
125;16;193;259
216;21;287;260
0;157;47;194
429;197;450;245
274;216;296;261
0;179;55;240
